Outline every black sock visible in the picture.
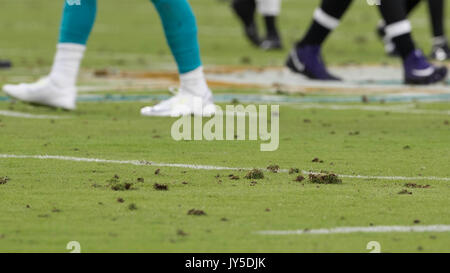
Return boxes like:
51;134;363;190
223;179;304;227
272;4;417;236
428;0;445;39
264;15;279;39
232;0;256;27
298;0;353;47
378;0;416;58
405;0;422;14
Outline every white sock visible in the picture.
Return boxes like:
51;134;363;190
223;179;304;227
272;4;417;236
49;43;86;87
432;36;447;47
179;66;210;97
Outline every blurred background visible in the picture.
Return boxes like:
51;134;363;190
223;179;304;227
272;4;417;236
0;0;446;73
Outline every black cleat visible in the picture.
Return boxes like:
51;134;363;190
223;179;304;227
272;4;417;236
430;41;450;61
244;22;261;47
0;59;12;69
259;36;283;50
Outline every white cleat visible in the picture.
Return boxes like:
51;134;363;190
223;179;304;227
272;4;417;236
2;77;77;110
140;91;216;117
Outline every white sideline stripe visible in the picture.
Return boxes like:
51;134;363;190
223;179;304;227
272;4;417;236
0;154;449;182
257;225;450;235
289;104;450;115
0;110;66;119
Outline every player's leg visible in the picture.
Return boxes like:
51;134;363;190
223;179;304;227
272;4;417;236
257;0;282;50
376;0;422;57
428;0;450;60
286;0;353;81
378;0;447;84
231;0;260;46
141;0;215;117
2;0;97;110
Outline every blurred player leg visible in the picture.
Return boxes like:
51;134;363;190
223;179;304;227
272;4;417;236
231;0;260;46
2;0;97;110
377;0;420;57
378;0;447;84
140;0;215;117
286;0;354;81
257;0;283;50
428;0;450;60
0;59;12;69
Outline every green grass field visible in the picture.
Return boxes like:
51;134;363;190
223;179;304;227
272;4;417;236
0;0;449;253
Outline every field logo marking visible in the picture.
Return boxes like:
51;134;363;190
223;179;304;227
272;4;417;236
66;241;81;253
1;154;449;182
257;225;450;235
367;241;381;253
171;102;279;152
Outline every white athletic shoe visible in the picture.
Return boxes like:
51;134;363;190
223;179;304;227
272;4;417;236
2;77;77;110
140;90;216;117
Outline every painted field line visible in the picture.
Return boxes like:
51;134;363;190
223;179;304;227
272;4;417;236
257;225;450;235
289;104;450;115
0;110;67;119
0;154;449;182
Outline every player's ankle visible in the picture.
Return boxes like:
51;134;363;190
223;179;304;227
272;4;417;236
179;66;210;97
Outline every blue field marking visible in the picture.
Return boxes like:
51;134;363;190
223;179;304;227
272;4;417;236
75;93;450;104
1;93;450;104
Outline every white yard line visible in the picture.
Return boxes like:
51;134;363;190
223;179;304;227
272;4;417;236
0;154;449;182
257;225;450;235
0;110;67;119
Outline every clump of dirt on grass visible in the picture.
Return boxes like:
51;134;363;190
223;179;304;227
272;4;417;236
398;189;412;195
244;169;264;179
153;183;168;191
267;164;280;173
117;198;125;203
312;157;324;163
107;175;134;191
294;175;305;182
128;203;138;210
405;183;430;189
0;176;10;185
154;169;161;175
308;173;342;184
139;160;152;165
177;229;188;236
228;174;240;180
289;168;299;174
187;209;206;216
111;182;133;191
136;177;144;182
362;95;369;103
